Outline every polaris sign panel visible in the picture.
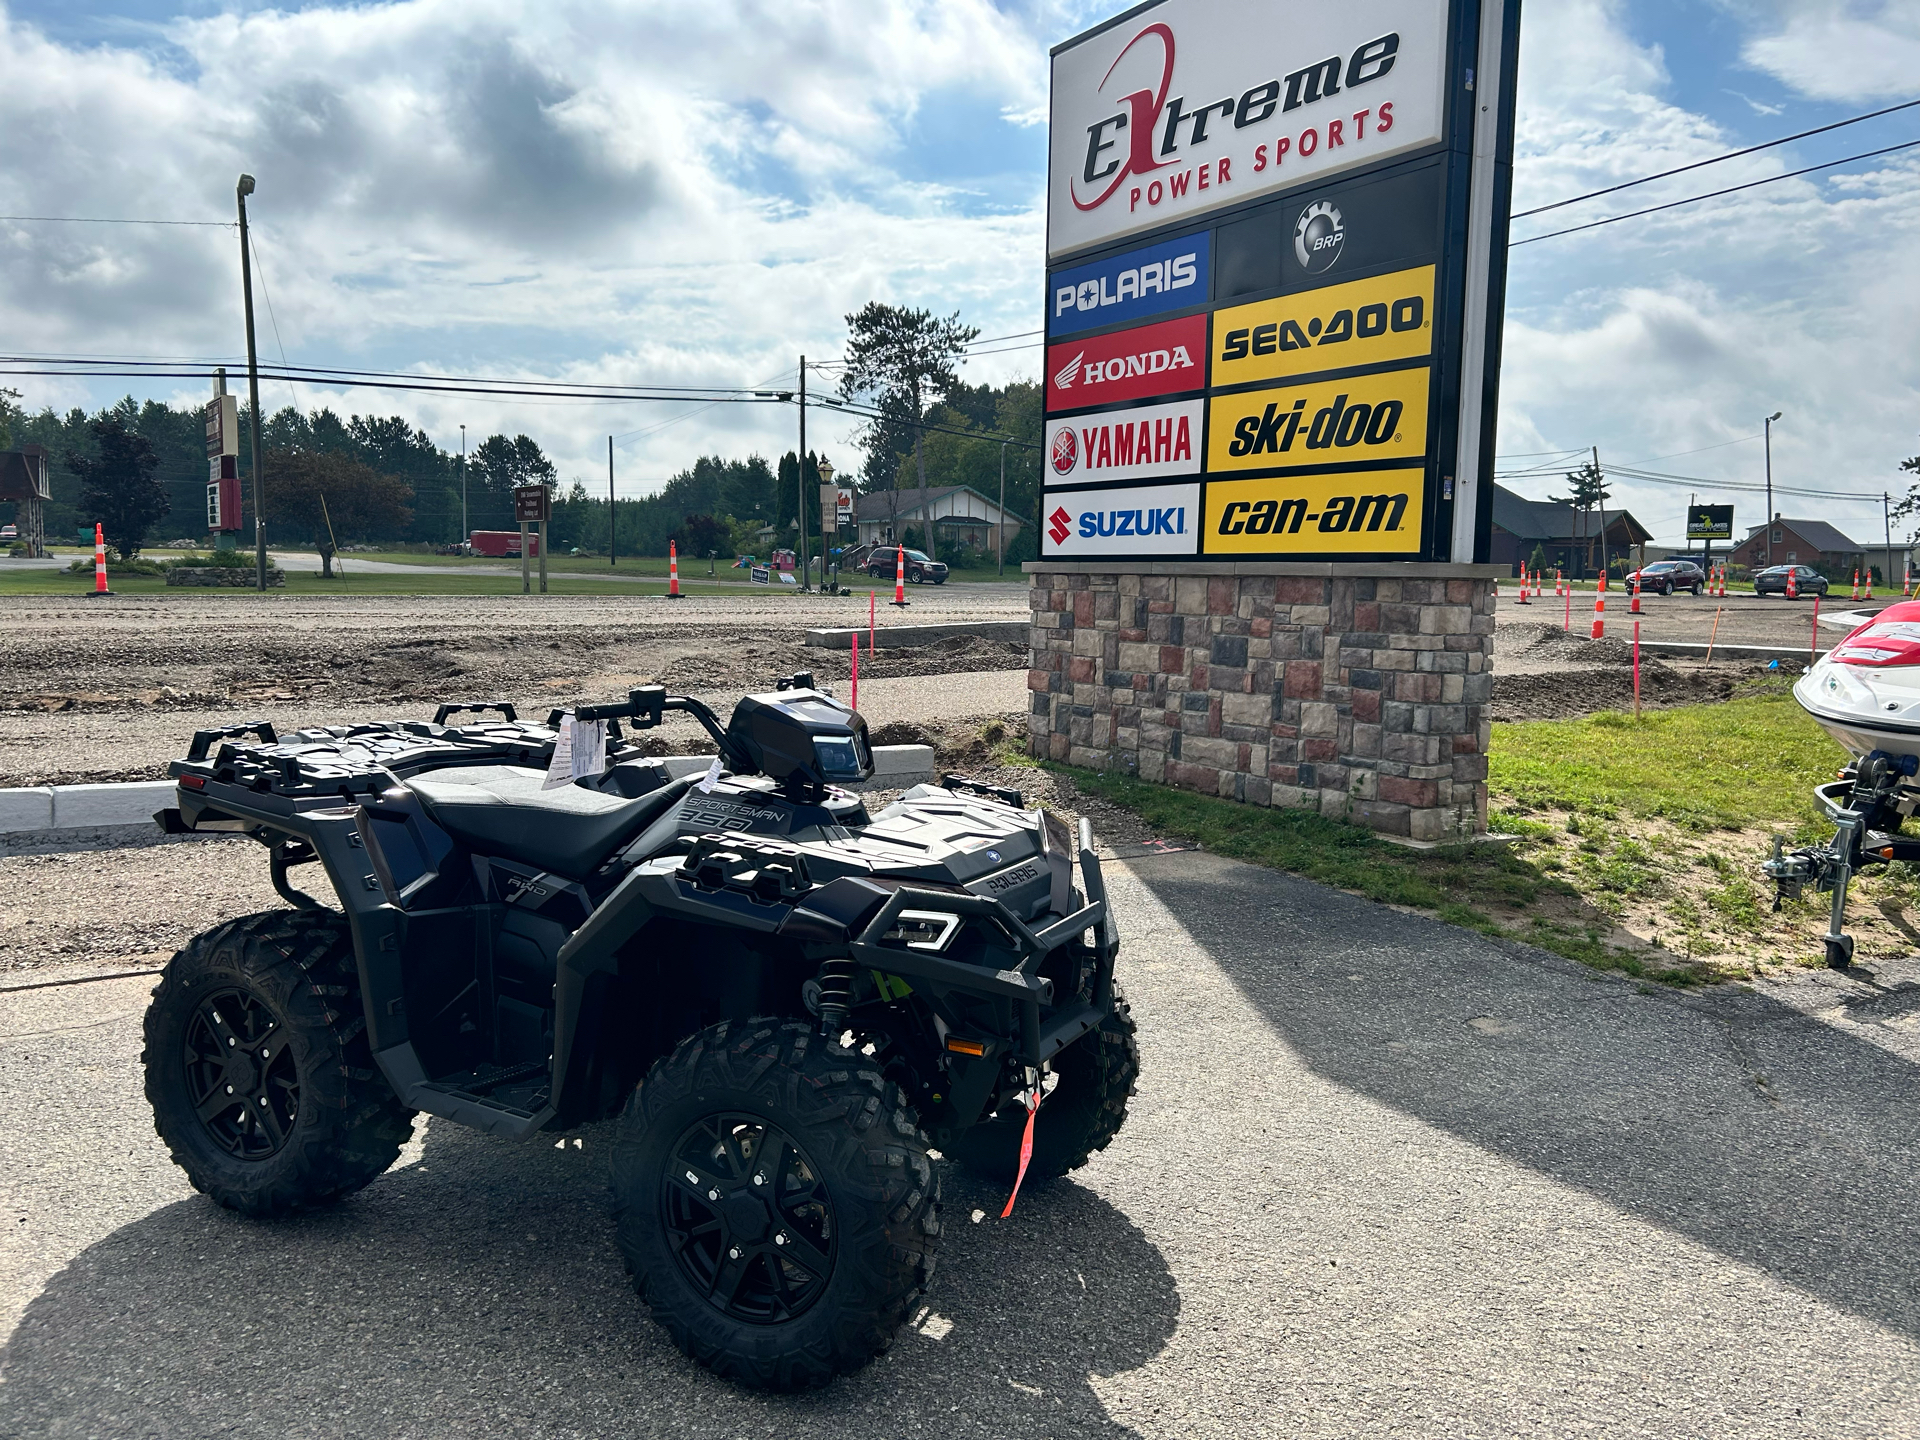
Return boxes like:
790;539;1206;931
1046;314;1208;413
1047;0;1448;258
1045;397;1204;486
1048;230;1208;337
1041;482;1202;559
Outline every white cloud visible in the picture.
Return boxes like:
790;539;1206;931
0;0;1055;487
1499;0;1920;544
1731;1;1920;101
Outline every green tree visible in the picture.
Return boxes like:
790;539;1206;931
467;433;558;530
839;304;979;562
1553;460;1612;577
66;415;169;559
0;386;20;450
264;447;413;577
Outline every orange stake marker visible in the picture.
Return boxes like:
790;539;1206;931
1706;605;1723;665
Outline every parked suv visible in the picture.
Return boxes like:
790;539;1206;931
1623;559;1705;596
864;546;948;585
1753;564;1830;598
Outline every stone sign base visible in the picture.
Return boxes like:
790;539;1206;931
1026;562;1502;843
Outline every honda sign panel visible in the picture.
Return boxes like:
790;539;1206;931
1046;313;1208;413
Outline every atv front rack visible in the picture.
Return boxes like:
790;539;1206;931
1762;751;1920;968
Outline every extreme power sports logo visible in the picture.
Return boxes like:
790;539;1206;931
1047;0;1445;256
1045;314;1208;412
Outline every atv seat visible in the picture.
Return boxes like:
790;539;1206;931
405;765;693;879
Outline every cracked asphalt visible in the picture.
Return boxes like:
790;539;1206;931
3;848;1919;1437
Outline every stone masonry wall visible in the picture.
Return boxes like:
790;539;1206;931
1027;566;1496;842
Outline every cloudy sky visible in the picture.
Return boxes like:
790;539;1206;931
1;0;1915;546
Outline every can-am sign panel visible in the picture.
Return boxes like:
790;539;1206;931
1048;0;1448;258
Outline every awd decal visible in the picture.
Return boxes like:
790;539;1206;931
1212;265;1435;387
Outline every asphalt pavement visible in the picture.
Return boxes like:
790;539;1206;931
3;852;1918;1437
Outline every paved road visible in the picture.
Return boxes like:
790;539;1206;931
3;852;1917;1437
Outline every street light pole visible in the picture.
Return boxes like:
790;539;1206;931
998;439;1008;578
797;355;811;591
1764;411;1782;566
236;174;267;592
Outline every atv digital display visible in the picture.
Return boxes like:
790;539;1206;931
812;733;871;782
726;682;874;796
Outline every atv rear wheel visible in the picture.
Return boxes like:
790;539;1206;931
142;909;414;1217
611;1018;940;1390
945;982;1138;1186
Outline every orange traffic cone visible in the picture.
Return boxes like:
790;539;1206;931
890;544;908;607
1851;568;1861;601
1630;571;1642;614
1786;567;1799;600
1591;573;1606;639
1866;567;1873;600
667;540;682;598
1516;567;1530;604
1906;559;1913;597
89;522;112;597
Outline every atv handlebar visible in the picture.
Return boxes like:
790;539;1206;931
433;701;519;726
561;687;752;773
187;721;278;762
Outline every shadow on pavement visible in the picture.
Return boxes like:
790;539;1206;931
1127;849;1920;1345
0;1120;1176;1438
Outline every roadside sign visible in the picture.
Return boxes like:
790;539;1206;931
203;395;237;459
513;485;551;524
1686;504;1734;541
749;564;771;586
820;484;854;527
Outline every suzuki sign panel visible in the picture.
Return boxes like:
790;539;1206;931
1048;1;1449;259
1041;482;1202;559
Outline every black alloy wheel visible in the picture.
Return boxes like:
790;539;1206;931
182;987;300;1159
660;1113;835;1325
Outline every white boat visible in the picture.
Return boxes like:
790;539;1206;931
1793;602;1920;763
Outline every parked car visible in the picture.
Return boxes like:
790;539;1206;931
1753;564;1829;598
864;546;948;585
1624;559;1706;596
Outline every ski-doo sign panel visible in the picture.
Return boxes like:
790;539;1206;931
1047;0;1449;259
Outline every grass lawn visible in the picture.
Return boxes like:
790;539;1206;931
1017;680;1877;985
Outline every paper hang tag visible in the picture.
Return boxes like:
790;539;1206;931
543;716;607;790
696;755;723;793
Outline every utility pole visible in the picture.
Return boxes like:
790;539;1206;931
236;174;267;592
1885;490;1894;589
797;355;811;591
998;439;1008;578
1765;411;1782;566
608;436;616;567
1593;445;1610;580
459;424;468;546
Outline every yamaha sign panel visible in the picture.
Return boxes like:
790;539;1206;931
1039;0;1520;565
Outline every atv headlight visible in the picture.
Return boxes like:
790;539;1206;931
884;909;961;952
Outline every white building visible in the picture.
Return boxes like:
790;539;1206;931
852;485;1024;556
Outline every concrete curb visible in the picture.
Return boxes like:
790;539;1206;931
805;621;1027;649
0;748;939;849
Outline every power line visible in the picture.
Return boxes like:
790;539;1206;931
1512;97;1920;219
0;214;233;227
1511;137;1920;246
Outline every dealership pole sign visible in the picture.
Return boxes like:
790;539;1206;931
1042;0;1521;564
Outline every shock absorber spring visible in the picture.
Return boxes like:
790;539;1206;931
813;956;855;1038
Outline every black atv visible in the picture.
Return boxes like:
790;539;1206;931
142;675;1135;1390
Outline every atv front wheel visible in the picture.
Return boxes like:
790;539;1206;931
143;909;414;1217
945;981;1138;1186
611;1018;940;1390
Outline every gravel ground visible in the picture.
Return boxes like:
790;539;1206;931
1501;588;1884;648
1491;623;1776;721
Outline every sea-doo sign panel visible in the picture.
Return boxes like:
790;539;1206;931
1047;1;1449;259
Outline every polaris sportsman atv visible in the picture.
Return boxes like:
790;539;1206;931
142;676;1135;1390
